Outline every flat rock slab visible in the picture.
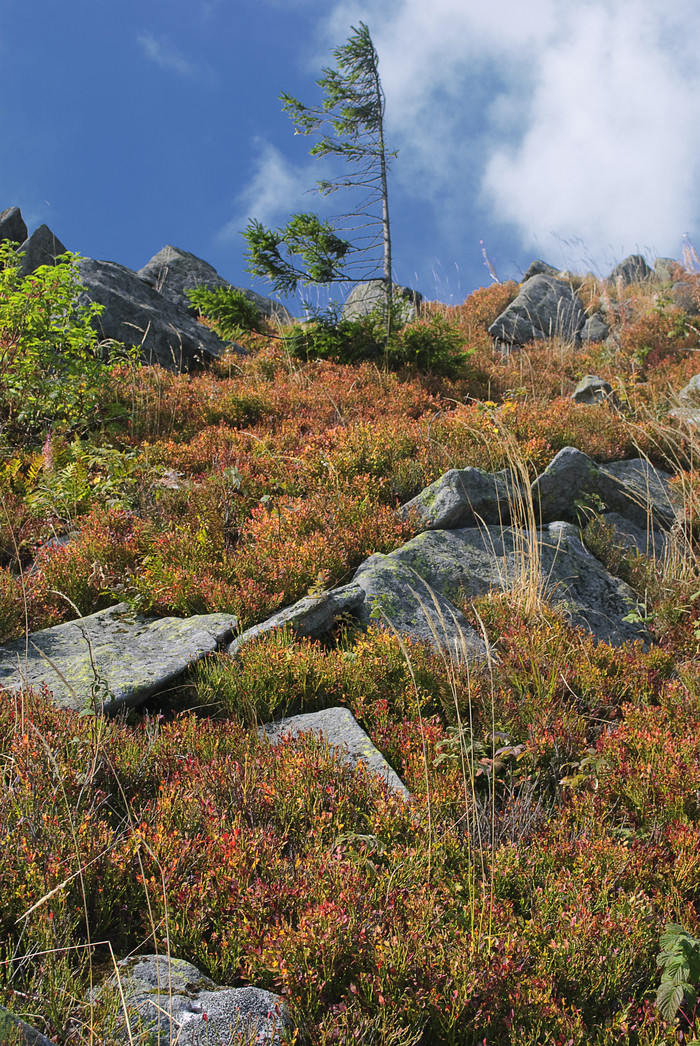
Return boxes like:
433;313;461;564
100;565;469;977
0;603;237;713
261;706;410;799
99;955;287;1046
228;583;365;658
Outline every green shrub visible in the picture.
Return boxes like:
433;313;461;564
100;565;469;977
0;243;109;446
185;284;267;340
656;923;700;1035
285;303;471;377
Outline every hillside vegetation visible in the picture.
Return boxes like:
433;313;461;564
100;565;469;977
4;250;700;1044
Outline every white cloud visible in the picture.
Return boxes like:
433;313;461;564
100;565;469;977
136;32;200;79
218;140;327;242
310;0;700;269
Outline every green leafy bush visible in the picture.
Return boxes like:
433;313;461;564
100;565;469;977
0;243;108;446
285;304;470;376
185;284;266;340
656;923;700;1037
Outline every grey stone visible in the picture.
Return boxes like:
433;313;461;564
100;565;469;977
570;375;615;405
231;450;679;662
137;245;293;324
399;467;521;530
17;224;69;276
262;706;409;799
356;522;647;648
606;254;655;286
600;458;681;524
352;553;487;660
488;274;585;347
0;1004;55;1046
77;258;230;371
99;955;287;1046
521;259;561;282
228;584;365;657
654;257;680;282
669;407;700;429
0;603;237;713
580;312;610;343
670;281;699;316
531;447;676;530
0;205;28;246
342;280;423;322
679;373;700;405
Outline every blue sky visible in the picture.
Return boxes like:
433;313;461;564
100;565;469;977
4;0;700;310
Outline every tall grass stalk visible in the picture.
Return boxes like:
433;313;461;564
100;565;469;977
381;584;500;956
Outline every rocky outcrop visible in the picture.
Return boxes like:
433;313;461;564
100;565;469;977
230;448;680;659
531;447;678;530
0;206;294;370
670;281;699;316
77;258;231;370
679;373;700;405
137;244;293;323
4;448;680;714
98;955;288;1046
607;254;655;286
654;257;680;282
352;550;488;657
342;280;423;322
521;259;561;282
488;274;585;348
0;205;28;245
0;603;237;713
17;224;69;276
261;706;410;799
352;521;647;649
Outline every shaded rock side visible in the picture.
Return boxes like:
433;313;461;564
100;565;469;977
0;1004;55;1046
580;312;610;343
342;280;423;322
100;955;288;1046
531;447;679;530
0;205;28;246
593;511;668;560
399;466;521;531
17;224;69;276
262;706;409;799
607;254;655;286
137;244;293;323
77;258;229;370
0;603;237;713
488;274;585;347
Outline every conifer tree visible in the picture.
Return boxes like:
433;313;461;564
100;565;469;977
242;23;395;323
